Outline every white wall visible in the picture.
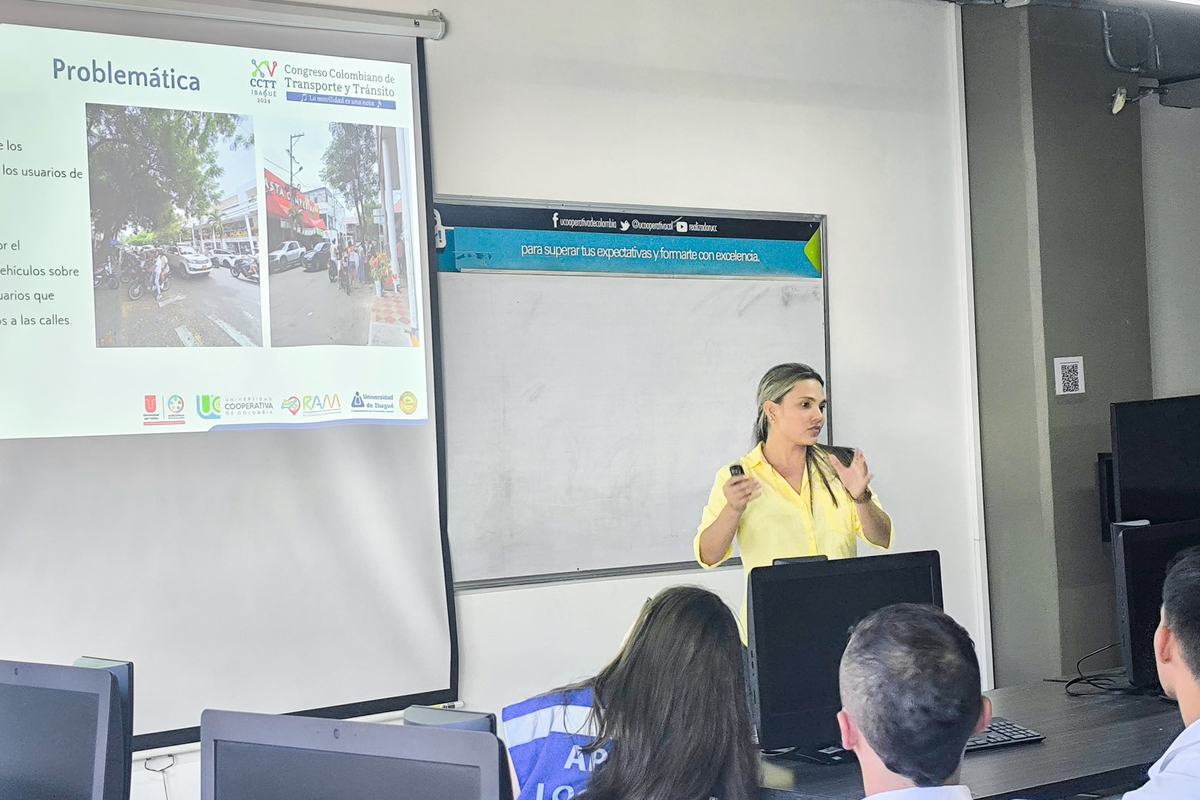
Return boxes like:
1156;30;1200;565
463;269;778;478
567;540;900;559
1141;101;1200;398
430;0;987;704
131;1;985;797
456;568;747;719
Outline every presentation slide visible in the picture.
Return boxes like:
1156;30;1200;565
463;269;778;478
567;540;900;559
0;8;452;742
0;23;429;440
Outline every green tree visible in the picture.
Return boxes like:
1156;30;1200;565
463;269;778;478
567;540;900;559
320;123;378;248
124;215;181;247
153;218;183;246
86;104;250;257
361;198;380;244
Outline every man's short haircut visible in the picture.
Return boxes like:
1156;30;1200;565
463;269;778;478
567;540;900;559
838;603;982;787
1163;545;1200;677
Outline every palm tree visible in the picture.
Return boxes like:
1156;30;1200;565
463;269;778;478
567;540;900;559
207;207;224;249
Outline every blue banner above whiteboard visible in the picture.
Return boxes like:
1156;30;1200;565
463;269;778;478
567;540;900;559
433;199;824;278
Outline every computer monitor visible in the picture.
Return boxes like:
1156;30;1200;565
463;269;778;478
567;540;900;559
1112;394;1200;524
201;710;504;800
746;551;943;757
74;658;133;800
403;706;511;800
1114;519;1200;688
404;705;497;733
0;659;124;800
1097;452;1116;542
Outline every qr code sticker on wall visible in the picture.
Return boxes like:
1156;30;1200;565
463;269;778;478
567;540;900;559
1060;363;1081;392
1054;356;1085;396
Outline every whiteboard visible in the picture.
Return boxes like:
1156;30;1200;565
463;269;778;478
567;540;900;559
438;201;827;582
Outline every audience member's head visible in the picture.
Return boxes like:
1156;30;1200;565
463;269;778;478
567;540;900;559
1156;545;1200;698
838;603;990;793
582;585;758;800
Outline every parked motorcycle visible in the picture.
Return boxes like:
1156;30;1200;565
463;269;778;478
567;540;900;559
93;258;118;289
118;251;141;285
230;255;259;283
128;260;170;300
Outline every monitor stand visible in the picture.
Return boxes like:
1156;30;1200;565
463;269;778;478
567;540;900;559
774;743;857;766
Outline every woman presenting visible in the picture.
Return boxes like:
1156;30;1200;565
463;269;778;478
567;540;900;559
694;363;892;633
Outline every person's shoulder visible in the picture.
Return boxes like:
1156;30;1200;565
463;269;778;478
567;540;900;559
502;686;593;721
1123;766;1200;800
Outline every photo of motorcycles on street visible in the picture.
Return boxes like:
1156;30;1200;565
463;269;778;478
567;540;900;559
262;117;419;347
88;104;263;348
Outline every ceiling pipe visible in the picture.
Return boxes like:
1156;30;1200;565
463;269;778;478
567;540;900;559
1101;8;1163;74
949;0;1170;78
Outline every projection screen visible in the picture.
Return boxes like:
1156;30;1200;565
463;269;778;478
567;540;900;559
0;0;454;748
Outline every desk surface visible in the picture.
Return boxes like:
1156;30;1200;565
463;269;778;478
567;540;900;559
760;680;1184;800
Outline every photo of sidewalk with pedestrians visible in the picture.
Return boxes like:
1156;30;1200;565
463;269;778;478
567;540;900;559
261;117;419;347
88;104;263;347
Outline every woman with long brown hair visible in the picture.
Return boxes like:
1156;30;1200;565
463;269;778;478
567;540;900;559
502;585;758;800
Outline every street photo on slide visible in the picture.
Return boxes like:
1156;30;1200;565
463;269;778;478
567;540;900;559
87;104;263;347
261;117;418;347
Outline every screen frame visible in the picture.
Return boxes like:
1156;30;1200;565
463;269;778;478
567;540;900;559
746;550;943;751
200;709;501;800
0;0;458;750
0;659;120;800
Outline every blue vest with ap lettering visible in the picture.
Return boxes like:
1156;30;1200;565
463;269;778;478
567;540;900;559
502;688;610;800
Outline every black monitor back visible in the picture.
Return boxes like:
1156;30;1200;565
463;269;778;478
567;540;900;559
1112;395;1200;524
1114;519;1200;687
1098;452;1116;542
746;551;942;751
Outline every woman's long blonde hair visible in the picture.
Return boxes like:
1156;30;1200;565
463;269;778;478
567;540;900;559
753;363;842;507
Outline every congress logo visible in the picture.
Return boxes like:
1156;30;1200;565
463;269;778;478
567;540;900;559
249;58;278;79
249;57;279;103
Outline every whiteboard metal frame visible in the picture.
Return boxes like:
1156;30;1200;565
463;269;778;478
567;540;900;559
31;0;448;39
455;558;744;592
435;194;831;588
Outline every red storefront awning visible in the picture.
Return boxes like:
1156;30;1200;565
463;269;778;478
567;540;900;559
263;168;327;231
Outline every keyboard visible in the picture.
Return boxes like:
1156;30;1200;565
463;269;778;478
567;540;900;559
964;716;1044;752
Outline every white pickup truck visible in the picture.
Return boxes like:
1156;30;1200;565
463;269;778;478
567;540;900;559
268;240;305;272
